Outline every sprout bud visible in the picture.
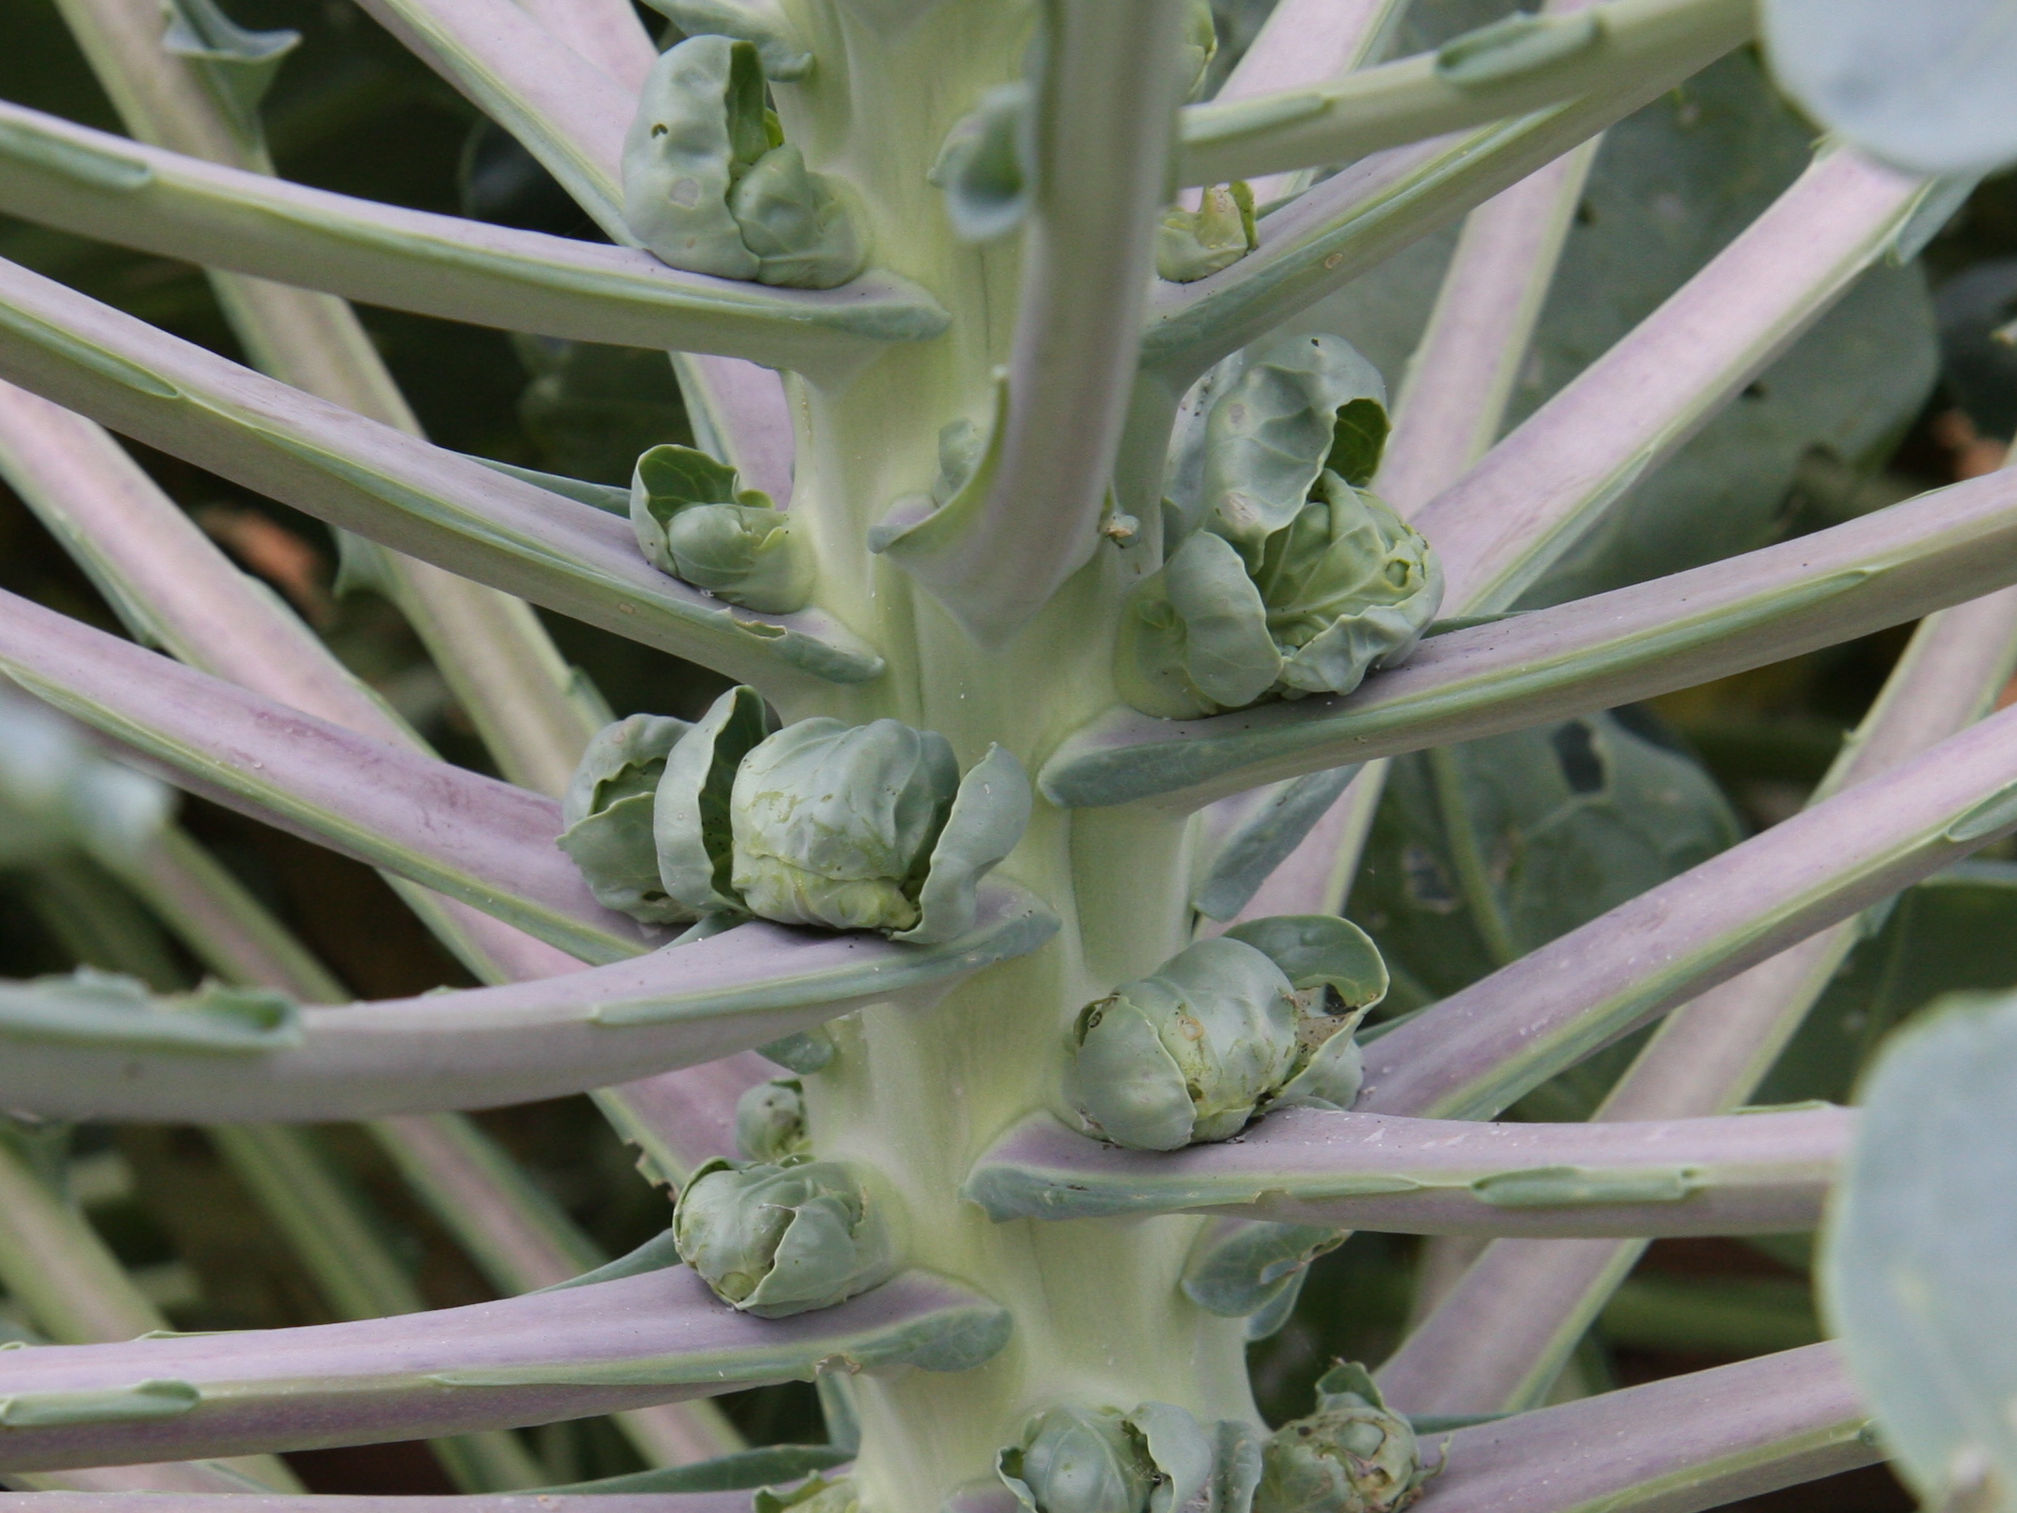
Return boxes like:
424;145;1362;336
735;1075;810;1162
1158;184;1256;283
999;1406;1155;1513
631;444;813;612
1069;918;1387;1149
557;714;697;925
672;1157;896;1318
1254;1365;1432;1513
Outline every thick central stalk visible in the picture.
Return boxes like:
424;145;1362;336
761;6;1262;1510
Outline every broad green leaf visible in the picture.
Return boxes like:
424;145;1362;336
1757;862;2017;1108
160;0;299;143
1822;989;2017;1513
1348;712;1741;1011
1763;0;2017;177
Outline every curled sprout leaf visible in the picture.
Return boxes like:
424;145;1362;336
631;444;814;612
636;0;815;81
736;1075;811;1162
1254;1364;1433;1513
672;1157;898;1317
161;0;300;141
1069;919;1385;1149
1158;184;1257;284
999;1402;1263;1513
623;37;866;288
929;82;1036;242
754;1474;861;1513
656;685;782;916
1118;478;1442;719
558;713;697;925
1201;334;1391;544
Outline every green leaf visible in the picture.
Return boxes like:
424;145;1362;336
1763;0;2017;176
638;0;816;80
0;970;299;1054
1222;915;1387;1009
655;685;779;916
160;0;299;143
1348;712;1741;1021
1757;863;2017;1108
1199;333;1389;543
898;743;1034;946
1821;989;2017;1513
1181;1221;1344;1320
558;713;698;926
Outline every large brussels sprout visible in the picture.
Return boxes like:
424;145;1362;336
631;443;814;612
1254;1364;1433;1513
557;714;697;925
999;1402;1264;1513
650;689;1031;942
1067;917;1386;1150
671;1156;896;1317
1118;334;1440;719
622;37;866;288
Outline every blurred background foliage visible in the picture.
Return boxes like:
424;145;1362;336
2;0;2015;1505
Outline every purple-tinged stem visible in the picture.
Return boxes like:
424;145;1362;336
0;1496;751;1512
1377;584;2017;1414
963;1106;1844;1236
0;882;1053;1122
0;587;651;963
1424;1344;1872;1513
596;1053;774;1190
0;257;883;693
0;102;941;372
519;0;656;91
0;1270;1006;1472
1358;695;2017;1120
1414;148;1926;612
1039;460;2017;810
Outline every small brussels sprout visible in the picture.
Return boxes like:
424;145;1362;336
557;714;697;925
1254;1364;1432;1513
1068;938;1301;1151
930;82;1035;242
1000;1402;1263;1513
1178;0;1220;99
735;1075;810;1162
672;1157;896;1317
999;1406;1154;1513
622;37;866;289
1158;183;1257;284
1069;918;1386;1149
631;444;814;612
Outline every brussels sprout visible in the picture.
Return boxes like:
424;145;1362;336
1068;938;1301;1151
672;1157;896;1317
999;1402;1264;1513
1254;1364;1432;1513
735;1075;810;1162
622;37;866;289
1158;183;1257;284
1117;477;1442;719
930;83;1035;242
1068;918;1386;1149
999;1406;1153;1513
631;444;814;612
557;714;697;925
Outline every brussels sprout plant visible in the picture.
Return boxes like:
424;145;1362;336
0;0;2015;1511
